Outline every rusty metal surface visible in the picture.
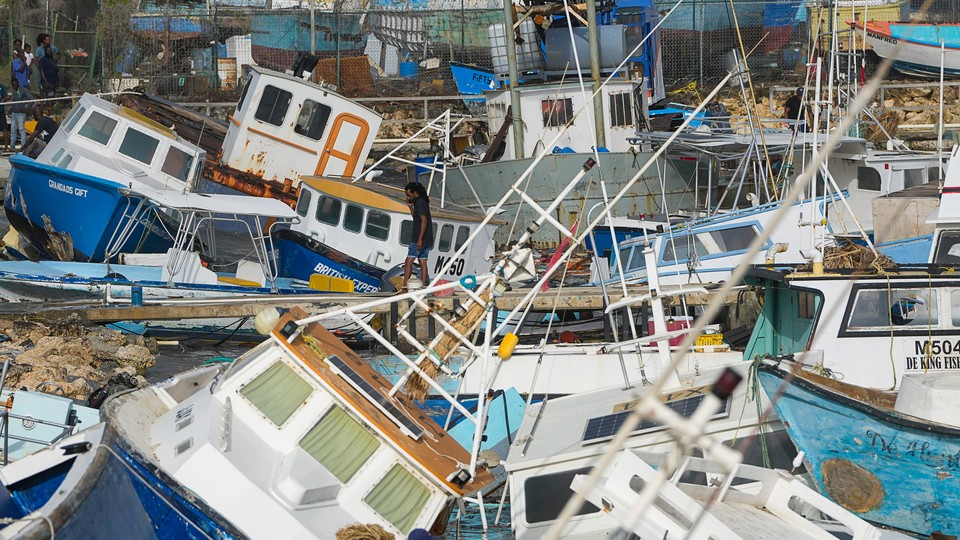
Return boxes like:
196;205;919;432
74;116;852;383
821;458;885;513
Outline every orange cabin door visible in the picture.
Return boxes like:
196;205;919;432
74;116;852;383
315;113;370;177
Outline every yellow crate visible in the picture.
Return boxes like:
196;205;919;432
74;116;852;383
309;273;355;293
695;333;724;347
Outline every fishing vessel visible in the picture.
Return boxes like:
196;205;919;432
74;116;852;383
274;176;500;293
0;307;496;538
759;361;960;536
4;93;205;262
852;20;960;78
0;188;317;304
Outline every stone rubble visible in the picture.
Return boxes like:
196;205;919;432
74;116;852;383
0;315;157;401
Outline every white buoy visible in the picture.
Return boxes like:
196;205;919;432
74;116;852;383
254;307;281;336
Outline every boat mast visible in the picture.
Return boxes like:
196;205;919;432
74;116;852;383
587;0;606;148
503;0;525;158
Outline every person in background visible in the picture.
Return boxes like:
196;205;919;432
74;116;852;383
0;81;9;152
36;33;59;62
401;181;434;292
38;45;58;98
8;78;33;151
11;50;28;91
22;104;58;158
22;44;33;90
783;87;806;132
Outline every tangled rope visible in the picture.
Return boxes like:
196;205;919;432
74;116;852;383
335;524;395;540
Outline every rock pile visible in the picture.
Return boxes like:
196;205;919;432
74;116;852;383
0;316;157;401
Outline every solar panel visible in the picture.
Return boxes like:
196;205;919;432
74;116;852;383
582;394;729;444
326;354;425;440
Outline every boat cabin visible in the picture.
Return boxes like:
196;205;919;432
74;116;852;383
485;79;646;160
221;66;382;186
37;93;205;191
290;177;500;285
744;266;960;392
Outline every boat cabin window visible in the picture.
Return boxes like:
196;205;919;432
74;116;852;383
343;204;364;233
609;92;633;127
846;287;938;331
61;105;85;133
118;128;160;165
51;148;65;163
625;245;647;272
299;406;380;483
237;76;252;112
523;467;601;524
904;168;924;189
951;291;960;327
77;111;118;146
661;225;757;263
858;166;882;191
316;196;342;226
541;98;573;127
662;234;707;263
400;220;412;245
294;99;332;140
239;361;314;427
929;166;943;183
798;291;816;319
365;211;390;241
438;224;454;252
364;464;431;533
59;154;73;168
255;85;292;127
455;226;470;250
933;231;960;265
161;147;195;183
712;226;756;252
295;189;312;218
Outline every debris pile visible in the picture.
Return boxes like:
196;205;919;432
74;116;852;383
0;316;157;400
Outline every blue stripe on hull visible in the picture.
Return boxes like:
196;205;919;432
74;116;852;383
3;155;174;261
758;367;960;536
894;59;960;78
273;229;385;293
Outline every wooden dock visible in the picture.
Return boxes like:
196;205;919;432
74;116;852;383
0;286;748;346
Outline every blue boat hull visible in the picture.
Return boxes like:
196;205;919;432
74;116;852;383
3;154;174;262
759;363;960;536
273;228;386;293
6;425;239;538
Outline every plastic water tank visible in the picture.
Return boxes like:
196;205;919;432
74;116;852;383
489;18;545;76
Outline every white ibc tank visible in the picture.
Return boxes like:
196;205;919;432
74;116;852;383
894;372;960;428
489;18;545;75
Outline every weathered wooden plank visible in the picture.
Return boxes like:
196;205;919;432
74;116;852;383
0;286;741;325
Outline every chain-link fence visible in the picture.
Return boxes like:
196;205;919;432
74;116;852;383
0;0;957;107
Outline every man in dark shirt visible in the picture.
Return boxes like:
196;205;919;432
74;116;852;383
38;46;59;98
23;105;58;158
783;87;805;132
402;182;433;291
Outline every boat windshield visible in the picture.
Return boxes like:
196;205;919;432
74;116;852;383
933;231;960;265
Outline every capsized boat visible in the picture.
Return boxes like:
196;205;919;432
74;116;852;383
119;64;384;207
0;307;495;538
4;93;206;262
759;359;960;536
274;176;501;293
0;187;319;304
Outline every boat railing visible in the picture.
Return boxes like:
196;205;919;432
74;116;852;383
0;410;78;466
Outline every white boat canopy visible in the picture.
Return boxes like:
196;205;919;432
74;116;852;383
124;187;299;219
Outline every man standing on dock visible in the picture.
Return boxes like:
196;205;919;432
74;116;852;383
402;182;433;292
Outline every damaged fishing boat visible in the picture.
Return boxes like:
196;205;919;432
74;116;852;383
0;308;495;538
